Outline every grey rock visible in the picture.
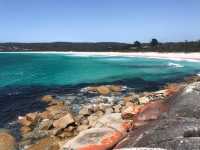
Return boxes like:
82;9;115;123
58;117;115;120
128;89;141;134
169;82;200;119
38;119;53;130
115;82;200;150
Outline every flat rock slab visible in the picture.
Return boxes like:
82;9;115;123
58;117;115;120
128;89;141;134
53;113;74;129
115;82;200;150
95;113;131;133
61;127;124;150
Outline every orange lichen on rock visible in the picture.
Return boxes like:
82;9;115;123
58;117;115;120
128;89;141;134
78;131;123;150
79;145;108;150
121;121;132;131
132;101;168;128
61;127;125;150
101;131;123;148
165;83;183;96
121;105;143;119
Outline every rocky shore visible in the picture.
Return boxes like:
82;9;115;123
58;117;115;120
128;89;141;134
115;77;200;150
1;76;200;150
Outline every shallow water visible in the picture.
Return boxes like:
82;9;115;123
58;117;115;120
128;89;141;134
0;52;200;127
0;53;200;87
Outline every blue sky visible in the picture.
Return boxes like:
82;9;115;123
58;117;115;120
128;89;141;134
0;0;200;43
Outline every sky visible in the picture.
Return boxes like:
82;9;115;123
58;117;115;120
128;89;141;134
0;0;200;43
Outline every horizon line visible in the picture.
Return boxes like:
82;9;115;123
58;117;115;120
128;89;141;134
0;39;200;44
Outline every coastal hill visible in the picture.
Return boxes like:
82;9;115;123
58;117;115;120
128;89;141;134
0;39;200;52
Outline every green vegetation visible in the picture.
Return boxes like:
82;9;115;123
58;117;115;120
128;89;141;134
0;39;200;52
134;41;142;48
150;38;159;47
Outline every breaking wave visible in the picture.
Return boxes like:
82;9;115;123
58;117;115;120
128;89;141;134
168;62;184;68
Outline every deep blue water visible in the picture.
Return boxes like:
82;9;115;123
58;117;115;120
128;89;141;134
0;52;200;127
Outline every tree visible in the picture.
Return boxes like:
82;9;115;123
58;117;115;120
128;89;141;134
198;40;200;46
150;38;159;47
134;41;141;48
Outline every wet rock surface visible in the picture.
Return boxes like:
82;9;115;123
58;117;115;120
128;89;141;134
115;82;200;150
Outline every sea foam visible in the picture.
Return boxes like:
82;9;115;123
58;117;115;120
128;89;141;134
168;62;184;68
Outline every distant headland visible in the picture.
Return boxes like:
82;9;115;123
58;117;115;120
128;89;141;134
0;39;200;52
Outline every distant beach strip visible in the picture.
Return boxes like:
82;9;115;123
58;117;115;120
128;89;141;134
1;51;200;62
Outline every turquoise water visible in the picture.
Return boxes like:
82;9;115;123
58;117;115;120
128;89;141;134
1;52;200;127
0;53;200;88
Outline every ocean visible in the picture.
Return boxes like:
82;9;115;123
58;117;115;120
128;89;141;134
0;52;200;128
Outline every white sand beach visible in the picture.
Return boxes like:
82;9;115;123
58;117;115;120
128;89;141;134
1;51;200;62
65;52;200;61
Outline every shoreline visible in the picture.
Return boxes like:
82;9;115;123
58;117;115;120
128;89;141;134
9;75;200;149
1;51;200;62
1;52;200;149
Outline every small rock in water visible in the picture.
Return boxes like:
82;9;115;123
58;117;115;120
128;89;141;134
48;100;64;106
18;116;32;127
80;86;97;94
26;112;38;123
41;95;55;103
96;86;111;95
110;85;122;92
46;104;68;117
